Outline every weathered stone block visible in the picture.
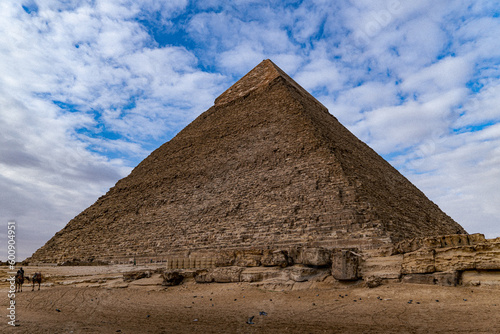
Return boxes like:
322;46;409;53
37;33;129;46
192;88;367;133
123;270;152;282
421;237;443;249
359;254;402;280
402;273;435;285
240;271;263;282
434;247;476;272
214;251;236;267
162;271;184;286
286;265;322;282
440;234;469;248
364;276;383;288
298;247;331;266
402;249;435;274
402;271;458;286
212;266;243;283
467;233;486;245
433;271;459;286
472;244;500;270
194;270;212;283
196;266;243;283
395;238;420;254
332;250;360;281
462;270;500;286
234;250;262;267
261;250;289;267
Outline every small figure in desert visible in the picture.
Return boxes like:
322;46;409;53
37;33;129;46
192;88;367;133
15;268;25;292
29;272;42;291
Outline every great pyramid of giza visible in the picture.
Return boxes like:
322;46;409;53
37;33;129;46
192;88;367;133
27;59;466;264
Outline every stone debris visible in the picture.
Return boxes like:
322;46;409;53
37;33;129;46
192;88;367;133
122;270;152;282
161;271;184;286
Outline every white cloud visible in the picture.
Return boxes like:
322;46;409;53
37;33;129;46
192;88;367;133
349;88;466;153
401;57;472;98
217;43;266;74
0;89;130;259
294;56;345;93
456;83;500;128
401;124;500;238
325;81;398;124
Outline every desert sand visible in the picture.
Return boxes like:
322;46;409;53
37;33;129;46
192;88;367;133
2;265;499;333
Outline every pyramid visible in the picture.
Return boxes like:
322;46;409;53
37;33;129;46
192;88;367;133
28;60;466;264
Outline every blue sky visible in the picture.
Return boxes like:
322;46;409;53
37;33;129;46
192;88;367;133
1;0;500;260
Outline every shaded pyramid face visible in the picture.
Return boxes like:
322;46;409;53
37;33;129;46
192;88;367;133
28;60;466;263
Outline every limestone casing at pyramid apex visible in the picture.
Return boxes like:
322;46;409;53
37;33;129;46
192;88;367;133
214;59;326;110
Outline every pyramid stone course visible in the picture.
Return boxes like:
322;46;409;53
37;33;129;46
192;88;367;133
27;59;466;265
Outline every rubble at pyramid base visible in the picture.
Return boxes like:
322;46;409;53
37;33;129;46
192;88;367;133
27;233;500;288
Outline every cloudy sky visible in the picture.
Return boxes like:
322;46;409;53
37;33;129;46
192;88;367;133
1;0;499;260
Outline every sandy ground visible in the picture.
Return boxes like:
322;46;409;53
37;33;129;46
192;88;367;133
1;265;500;333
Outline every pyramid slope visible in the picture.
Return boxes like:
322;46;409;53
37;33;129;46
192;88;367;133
27;60;465;264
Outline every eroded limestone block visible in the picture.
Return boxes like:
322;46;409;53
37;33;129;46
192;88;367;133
401;274;435;285
285;265;322;282
467;233;486;245
242;267;289;282
194;270;212;283
297;247;331;266
462;270;500;286
402;249;435;274
434;246;476;272
433;271;459;286
214;251;236;267
473;244;500;270
402;271;459;286
364;276;383;288
394;234;484;255
261;250;289;267
240;271;263;282
162;271;184;286
396;238;422;254
122;270;152;282
234;249;262;267
195;266;243;283
421;237;444;249
440;234;469;248
212;266;244;283
359;254;403;280
332;250;360;281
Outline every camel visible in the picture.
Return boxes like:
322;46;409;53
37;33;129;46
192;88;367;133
15;273;25;292
30;272;42;291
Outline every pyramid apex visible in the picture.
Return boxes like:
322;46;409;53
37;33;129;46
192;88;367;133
214;59;281;106
214;59;326;109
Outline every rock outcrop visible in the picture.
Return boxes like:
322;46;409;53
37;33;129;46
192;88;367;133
161;271;184;286
114;234;500;288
